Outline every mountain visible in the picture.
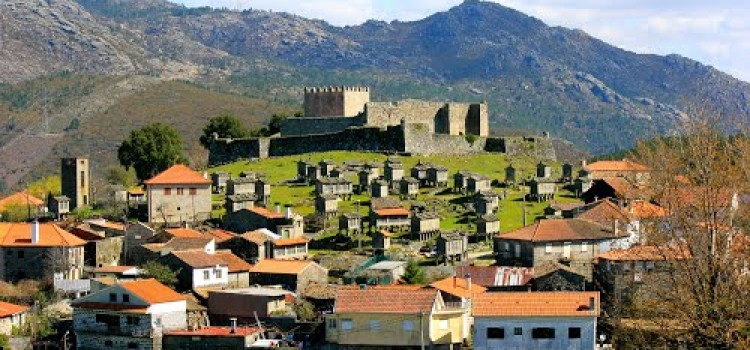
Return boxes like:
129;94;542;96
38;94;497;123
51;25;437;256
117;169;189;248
1;0;749;187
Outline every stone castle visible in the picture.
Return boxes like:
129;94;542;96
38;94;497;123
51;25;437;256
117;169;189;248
208;86;554;165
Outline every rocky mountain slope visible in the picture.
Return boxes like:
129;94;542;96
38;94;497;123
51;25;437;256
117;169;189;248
1;0;749;187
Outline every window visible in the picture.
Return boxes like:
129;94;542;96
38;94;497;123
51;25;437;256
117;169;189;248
514;243;521;258
95;314;120;327
328;319;337;329
17;250;24;259
645;261;655;271
164;188;171;196
581;242;588;252
439;320;449;330
514;327;523;336
104;341;113;346
403;320;414;331
341;319;353;330
568;327;581;339
623;262;632;272
109;293;117;302
487;327;505;339
532;327;555;339
545;243;552;253
203;270;210;280
369;320;380;330
126;316;139;325
177;188;184;195
80;171;86;188
215;269;223;278
189;188;197;195
122;294;130;303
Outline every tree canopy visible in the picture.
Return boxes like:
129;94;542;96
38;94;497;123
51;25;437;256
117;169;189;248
140;261;179;288
199;114;250;149
118;123;187;182
402;260;426;284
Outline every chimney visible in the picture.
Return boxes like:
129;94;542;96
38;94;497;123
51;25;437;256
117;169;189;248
31;220;40;244
453;275;457;288
464;273;472;293
275;203;281;213
230;317;237;334
613;219;619;236
589;297;596;311
285;206;293;219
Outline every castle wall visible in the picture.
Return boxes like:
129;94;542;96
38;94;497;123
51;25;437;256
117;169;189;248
401;123;487;155
279;115;366;136
303;87;369;118
365;101;488;137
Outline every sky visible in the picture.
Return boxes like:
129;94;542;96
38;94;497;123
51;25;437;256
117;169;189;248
175;0;750;82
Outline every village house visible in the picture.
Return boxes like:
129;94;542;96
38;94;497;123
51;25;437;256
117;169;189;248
208;287;289;323
426;165;449;187
370;198;411;231
430;276;487;341
214;250;253;288
399;177;420;199
467;174;492;194
0;191;46;219
339;213;363;236
129;236;215;266
582;177;642;204
544;201;586;219
73;279;187;350
206;229;235;245
0;222;85;282
370;178;390;198
532;261;589;292
123;222;156;264
210;171;230;194
144;164;212;224
249;259;328;292
494;218;628;280
163;325;263;350
472;292;600;350
223;206;304;238
455;266;535;291
0;301;29;335
326;287;466;348
411;212;441;241
316;177;353;199
68;223;124;268
315;194;339;217
159;250;230;292
476;215;500;242
437;232;469;263
267;236;310;260
217;230;267;263
584;159;649;183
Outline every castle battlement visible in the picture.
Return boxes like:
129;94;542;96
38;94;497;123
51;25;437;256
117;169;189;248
304;86;370;93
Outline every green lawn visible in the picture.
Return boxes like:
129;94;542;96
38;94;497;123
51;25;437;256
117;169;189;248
210;151;577;233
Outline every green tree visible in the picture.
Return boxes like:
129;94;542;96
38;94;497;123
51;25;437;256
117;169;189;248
140;261;179;288
402;260;426;285
105;165;137;188
199;115;249;148
293;299;316;322
118;123;187;182
267;113;289;135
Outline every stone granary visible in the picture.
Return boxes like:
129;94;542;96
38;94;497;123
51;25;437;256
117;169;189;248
316;177;353;199
371;230;394;255
474;191;500;215
573;175;594;198
410;162;430;185
225;193;256;213
410;212;441;241
453;171;470;193
436;232;469;264
226;176;255;196
529;178;556;202
369;198;411;231
255;178;271;205
562;163;574;182
467;174;491;194
329;167;344;178
48;195;71;220
370;178;390;198
211;171;230;193
426;165;449;187
319;159;336;177
339;213;363;236
504;164;517;185
358;169;378;193
315;195;339;217
297;160;314;182
536;162;552;178
399;177;420;200
476;215;500;242
384;161;405;185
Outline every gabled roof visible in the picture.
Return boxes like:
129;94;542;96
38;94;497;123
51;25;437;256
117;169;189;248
473;292;600;317
165;228;204;238
0;223;86;247
161;237;213;252
335;288;438;314
585;160;649;172
169;250;227;269
207;229;235;244
373;208;410;217
498;219;622;243
575;200;631;222
430;277;487;298
626;200;669;219
534;261;585;278
586;177;641;199
214;250;253;273
0;191;44;211
144;164;211;185
247;207;285;219
271;237;309;247
0;301;29;318
236;231;268;245
596;245;692;261
250;259;318;275
120;279;185;304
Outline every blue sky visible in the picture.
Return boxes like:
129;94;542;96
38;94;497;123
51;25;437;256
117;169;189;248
175;0;750;82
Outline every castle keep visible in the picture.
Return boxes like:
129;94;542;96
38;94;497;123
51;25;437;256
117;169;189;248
209;86;554;165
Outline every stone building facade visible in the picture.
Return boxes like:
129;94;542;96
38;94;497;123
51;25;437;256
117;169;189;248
61;157;90;210
144;165;212;225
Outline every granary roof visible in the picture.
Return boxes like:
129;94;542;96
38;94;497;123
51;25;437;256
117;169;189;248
374;208;411;217
318;177;351;185
227;193;257;202
0;222;86;247
334;288;437;314
473;292;600;317
498;218;622;243
144;164;211;185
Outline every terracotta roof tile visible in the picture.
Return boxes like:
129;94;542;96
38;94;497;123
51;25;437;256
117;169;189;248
430;277;487;298
162;237;213;252
0;191;44;211
473;292;600;317
208;229;235;243
373;208;410;217
585;160;649;172
119;279;185;304
248;207;285;219
335;288;437;314
575;200;631;222
596;245;691;261
239;231;267;245
214;250;253;272
626;201;668;219
170;250;228;268
250;259;318;275
498;218;622;242
0;222;86;247
93;266;138;274
165;228;204;238
271;237;309;247
0;301;29;318
144;164;211;185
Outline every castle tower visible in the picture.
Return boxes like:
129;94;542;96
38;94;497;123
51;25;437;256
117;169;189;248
303;86;370;118
61;157;90;210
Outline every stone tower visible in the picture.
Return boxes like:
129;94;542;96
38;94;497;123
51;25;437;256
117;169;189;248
303;86;370;118
61;157;90;210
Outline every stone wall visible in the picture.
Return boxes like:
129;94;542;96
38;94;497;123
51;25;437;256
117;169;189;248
365;100;488;137
279;115;365;136
303;86;370;118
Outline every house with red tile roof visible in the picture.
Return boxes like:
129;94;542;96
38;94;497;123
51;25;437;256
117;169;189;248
582;177;643;204
493;218;628;281
72;279;187;350
249;259;328;292
326;287;467;348
163;325;263;349
472;291;600;350
0;222;86;282
144;164;212;224
222;206;304;238
0;301;29;335
159;250;230;292
584;159;649;182
0;191;46;217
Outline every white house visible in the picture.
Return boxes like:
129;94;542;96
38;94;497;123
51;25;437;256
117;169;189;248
0;301;29;335
473;292;600;350
72;279;187;350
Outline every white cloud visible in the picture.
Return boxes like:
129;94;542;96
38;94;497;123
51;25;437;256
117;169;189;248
174;0;750;81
